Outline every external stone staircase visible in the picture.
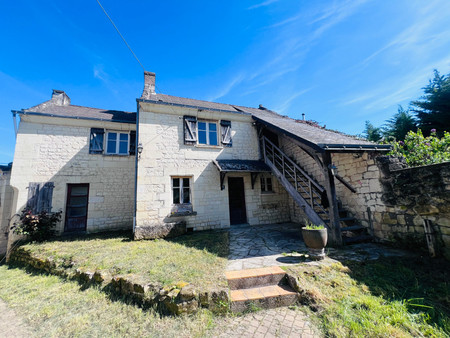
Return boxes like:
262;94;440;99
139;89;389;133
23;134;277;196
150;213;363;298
262;136;372;245
226;266;298;312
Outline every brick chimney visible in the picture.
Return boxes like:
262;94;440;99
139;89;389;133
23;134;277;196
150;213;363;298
51;90;70;106
141;71;156;99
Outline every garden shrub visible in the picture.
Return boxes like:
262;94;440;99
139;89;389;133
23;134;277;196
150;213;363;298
388;129;450;167
12;208;62;242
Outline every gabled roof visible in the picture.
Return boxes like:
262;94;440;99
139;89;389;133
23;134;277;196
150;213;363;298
15;90;136;124
140;93;390;152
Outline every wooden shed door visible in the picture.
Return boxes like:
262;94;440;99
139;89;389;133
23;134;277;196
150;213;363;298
228;177;247;225
65;184;89;232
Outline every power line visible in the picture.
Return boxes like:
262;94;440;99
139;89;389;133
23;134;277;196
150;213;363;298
96;0;146;72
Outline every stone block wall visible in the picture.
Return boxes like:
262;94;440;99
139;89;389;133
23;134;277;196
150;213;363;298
0;170;12;256
135;102;290;237
9;115;135;235
377;159;450;258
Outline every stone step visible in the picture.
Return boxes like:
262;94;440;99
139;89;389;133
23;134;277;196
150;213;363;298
230;284;298;312
343;234;373;244
225;266;286;290
341;225;366;232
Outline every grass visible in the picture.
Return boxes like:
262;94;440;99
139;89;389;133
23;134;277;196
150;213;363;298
286;256;450;337
0;265;221;337
15;230;229;289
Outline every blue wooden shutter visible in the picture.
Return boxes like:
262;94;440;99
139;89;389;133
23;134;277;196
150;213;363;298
183;116;197;145
89;128;104;154
129;130;136;155
220;120;232;147
27;182;54;213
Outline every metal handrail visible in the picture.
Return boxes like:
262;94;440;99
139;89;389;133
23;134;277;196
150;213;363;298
262;136;328;215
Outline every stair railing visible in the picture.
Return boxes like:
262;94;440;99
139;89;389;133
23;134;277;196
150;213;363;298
261;136;329;217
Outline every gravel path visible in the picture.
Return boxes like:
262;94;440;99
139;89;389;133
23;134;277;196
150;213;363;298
0;299;33;338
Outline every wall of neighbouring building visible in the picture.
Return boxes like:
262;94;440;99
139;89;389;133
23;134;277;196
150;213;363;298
9;115;135;235
0;169;13;256
135;102;290;238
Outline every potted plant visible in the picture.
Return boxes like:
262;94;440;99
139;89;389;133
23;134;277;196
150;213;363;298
301;223;328;260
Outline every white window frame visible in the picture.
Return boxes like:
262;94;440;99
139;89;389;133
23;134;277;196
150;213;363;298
106;131;130;155
197;120;219;146
260;176;274;193
172;176;192;205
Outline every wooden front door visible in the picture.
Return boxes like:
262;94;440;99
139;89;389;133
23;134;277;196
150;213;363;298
65;183;89;232
228;177;247;225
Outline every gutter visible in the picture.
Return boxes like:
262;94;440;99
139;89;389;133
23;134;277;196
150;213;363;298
133;101;140;235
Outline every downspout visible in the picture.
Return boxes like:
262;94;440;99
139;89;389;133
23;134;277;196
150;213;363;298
133;101;140;235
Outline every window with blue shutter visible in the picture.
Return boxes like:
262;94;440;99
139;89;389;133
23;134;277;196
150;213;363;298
27;182;55;213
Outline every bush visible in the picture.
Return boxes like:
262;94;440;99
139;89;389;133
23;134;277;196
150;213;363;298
12;209;62;242
388;129;450;167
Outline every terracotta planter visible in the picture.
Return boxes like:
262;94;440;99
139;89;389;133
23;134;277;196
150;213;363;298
301;227;328;260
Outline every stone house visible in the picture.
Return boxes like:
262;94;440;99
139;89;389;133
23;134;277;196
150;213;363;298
5;71;448;257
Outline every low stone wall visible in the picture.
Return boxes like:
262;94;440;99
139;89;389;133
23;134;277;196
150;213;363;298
9;247;229;315
377;158;450;258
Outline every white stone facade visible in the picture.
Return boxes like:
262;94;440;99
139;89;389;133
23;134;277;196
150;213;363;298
9;115;135;235
135;102;290;234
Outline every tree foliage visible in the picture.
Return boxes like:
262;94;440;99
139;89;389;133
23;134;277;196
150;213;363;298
411;70;450;136
363;120;383;142
383;106;417;141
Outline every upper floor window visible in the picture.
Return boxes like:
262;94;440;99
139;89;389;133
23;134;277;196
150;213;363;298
107;132;129;155
89;128;136;155
183;116;232;147
198;121;218;146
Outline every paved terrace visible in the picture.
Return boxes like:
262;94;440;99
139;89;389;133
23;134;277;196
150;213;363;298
227;222;410;271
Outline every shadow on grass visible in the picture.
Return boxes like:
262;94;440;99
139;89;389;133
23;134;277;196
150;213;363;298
344;255;450;333
168;230;229;258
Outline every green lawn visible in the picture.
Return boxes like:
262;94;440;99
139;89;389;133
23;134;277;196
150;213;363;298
0;265;220;337
13;230;229;290
285;256;450;337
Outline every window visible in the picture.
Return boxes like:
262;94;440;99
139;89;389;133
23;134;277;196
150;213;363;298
89;129;135;155
183;116;232;147
198;121;218;146
172;177;191;204
260;176;273;193
106;132;129;155
27;182;55;213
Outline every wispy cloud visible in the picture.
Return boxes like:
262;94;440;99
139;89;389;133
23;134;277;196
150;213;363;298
207;73;245;102
248;0;279;10
275;88;312;113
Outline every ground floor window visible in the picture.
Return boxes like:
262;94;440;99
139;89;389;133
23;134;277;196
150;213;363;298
172;177;191;204
260;176;273;193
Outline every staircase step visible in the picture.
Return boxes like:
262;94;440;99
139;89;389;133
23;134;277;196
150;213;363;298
341;225;366;232
324;216;356;224
230;285;298;312
343;234;373;244
225;266;286;290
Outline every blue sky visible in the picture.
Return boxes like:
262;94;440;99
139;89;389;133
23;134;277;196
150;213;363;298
1;0;450;164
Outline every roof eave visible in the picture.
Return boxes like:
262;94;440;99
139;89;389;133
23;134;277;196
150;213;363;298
13;110;136;124
137;98;252;116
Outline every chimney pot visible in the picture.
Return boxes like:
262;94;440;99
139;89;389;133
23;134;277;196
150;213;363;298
141;71;156;99
51;90;70;106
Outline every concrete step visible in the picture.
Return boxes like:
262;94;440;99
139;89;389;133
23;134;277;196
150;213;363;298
225;266;286;290
230;284;298;312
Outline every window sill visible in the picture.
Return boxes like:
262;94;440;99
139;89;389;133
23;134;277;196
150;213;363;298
168;211;197;217
194;144;223;149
